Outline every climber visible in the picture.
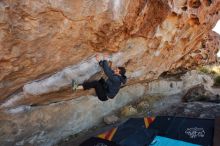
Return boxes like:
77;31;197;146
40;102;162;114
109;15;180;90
72;54;127;101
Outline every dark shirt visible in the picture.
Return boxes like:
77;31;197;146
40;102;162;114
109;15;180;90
99;60;126;98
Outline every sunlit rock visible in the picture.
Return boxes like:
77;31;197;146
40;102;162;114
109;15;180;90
0;0;220;145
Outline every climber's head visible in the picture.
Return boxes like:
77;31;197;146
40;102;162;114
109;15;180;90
114;67;127;84
114;67;126;76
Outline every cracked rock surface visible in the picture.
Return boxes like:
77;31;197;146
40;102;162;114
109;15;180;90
0;0;220;146
0;0;219;103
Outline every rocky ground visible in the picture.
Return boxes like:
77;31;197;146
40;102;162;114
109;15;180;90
159;101;220;119
56;86;220;146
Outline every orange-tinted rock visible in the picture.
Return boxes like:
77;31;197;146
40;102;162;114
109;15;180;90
0;0;219;106
0;0;220;145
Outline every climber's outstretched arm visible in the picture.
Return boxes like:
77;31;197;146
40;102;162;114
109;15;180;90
99;60;115;80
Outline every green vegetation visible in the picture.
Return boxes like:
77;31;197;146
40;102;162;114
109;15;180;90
197;66;210;74
197;65;220;76
214;76;220;86
197;65;220;86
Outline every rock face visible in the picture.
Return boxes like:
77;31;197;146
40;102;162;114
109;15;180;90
159;101;220;119
0;84;145;146
183;84;220;102
147;70;214;96
0;0;220;102
0;0;220;146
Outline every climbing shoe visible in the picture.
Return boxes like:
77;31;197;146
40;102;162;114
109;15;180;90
72;80;78;91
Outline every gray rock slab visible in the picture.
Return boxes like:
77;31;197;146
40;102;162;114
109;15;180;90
1;84;145;146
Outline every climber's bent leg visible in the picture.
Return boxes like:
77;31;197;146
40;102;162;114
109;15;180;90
82;80;99;90
83;80;108;101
